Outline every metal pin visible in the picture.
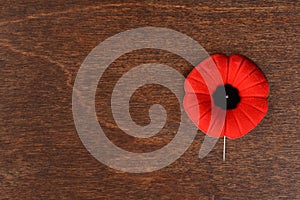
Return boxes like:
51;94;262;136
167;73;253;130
223;136;226;161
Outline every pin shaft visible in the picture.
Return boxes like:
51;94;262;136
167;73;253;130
223;136;226;161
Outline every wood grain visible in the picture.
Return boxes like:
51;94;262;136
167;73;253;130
0;1;299;199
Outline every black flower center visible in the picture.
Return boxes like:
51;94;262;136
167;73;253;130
213;84;240;110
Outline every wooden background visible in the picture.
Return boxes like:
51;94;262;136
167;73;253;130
0;0;299;199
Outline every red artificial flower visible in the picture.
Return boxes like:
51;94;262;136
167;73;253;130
184;54;269;139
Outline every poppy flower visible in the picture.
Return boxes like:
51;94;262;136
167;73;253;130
184;54;269;139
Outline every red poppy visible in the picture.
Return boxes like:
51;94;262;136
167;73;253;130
184;54;269;139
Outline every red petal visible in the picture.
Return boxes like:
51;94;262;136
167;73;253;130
227;54;247;85
204;106;226;138
224;110;242;138
225;97;268;138
239;97;268;116
211;54;229;84
238;70;269;98
184;70;209;95
183;93;212;130
231;57;260;86
239;82;269;98
196;55;224;91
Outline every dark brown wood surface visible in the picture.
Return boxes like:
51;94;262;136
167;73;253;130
1;1;299;199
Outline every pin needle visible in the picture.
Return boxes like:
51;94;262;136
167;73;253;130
223;136;226;161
